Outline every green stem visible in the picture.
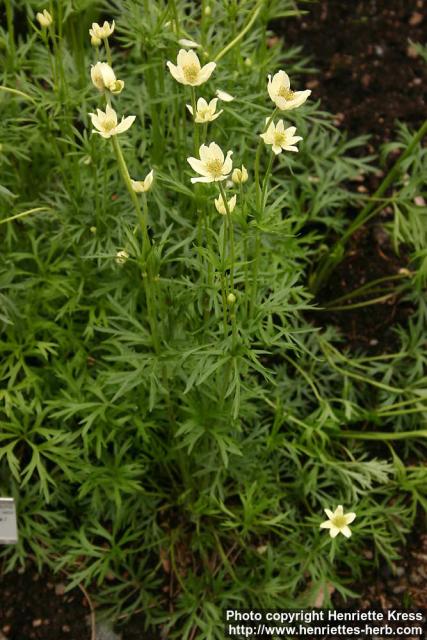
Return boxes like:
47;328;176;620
338;430;427;441
348;119;427;237
240;183;250;318
261;152;274;208
249;236;261;320
218;181;234;291
168;0;180;34
145;59;163;163
5;0;15;72
111;137;160;352
104;38;113;66
323;272;410;307
321;292;397;312
190;87;199;155
214;0;263;62
111;136;150;254
0;207;52;225
255;107;278;210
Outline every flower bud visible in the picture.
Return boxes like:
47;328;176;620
91;35;101;47
178;38;200;49
36;9;53;28
232;165;248;184
91;62;124;94
227;293;236;305
131;170;154;193
89;20;115;42
115;250;129;265
204;5;212;16
216;89;234;102
214;193;237;215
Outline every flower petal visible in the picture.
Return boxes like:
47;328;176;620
222;150;233;175
191;175;214;183
197;61;216;84
216;89;234;102
187;157;210;176
115;115;136;134
345;513;357;525
208;141;224;163
167;61;184;83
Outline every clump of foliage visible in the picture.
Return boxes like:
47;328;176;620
1;1;427;638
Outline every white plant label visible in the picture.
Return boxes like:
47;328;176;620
0;497;18;544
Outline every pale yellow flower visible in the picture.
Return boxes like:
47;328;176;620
260;120;302;155
267;70;311;111
36;9;53;28
89;21;115;41
91;35;101;47
167;49;216;87
214;193;237;215
131;170;154;193
89;104;135;139
115;250;129;265
187;97;223;123
320;505;356;539
178;38;200;49
232;165;248;184
216;89;234;102
187;142;233;184
90;62;124;94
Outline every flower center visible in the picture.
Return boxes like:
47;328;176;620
103;117;116;131
273;132;287;147
332;515;347;529
206;158;223;178
183;63;200;83
277;87;295;100
198;106;209;119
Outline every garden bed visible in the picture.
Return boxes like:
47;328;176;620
0;564;94;640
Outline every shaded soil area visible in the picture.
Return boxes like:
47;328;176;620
280;0;427;144
343;533;427;610
276;0;425;354
313;226;413;353
326;533;427;640
0;564;93;640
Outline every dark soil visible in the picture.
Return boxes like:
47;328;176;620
0;564;93;640
313;226;413;353
276;0;425;354
341;533;427;610
116;612;158;640
281;0;427;144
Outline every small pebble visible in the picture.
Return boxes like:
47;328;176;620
409;11;423;26
95;621;122;640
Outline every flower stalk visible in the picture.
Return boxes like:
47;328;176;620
111;136;150;257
